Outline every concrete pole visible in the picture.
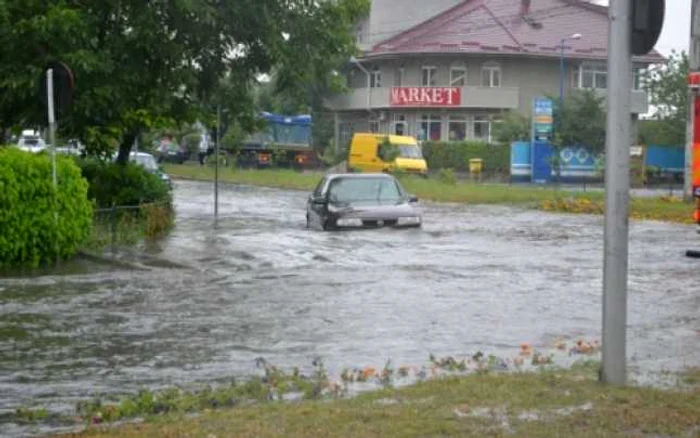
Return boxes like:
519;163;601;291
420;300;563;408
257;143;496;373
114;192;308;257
686;0;700;200
601;0;632;386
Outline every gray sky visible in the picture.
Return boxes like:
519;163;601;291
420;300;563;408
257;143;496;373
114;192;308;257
597;0;689;55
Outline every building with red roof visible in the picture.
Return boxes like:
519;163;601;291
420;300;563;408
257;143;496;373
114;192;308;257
326;0;665;144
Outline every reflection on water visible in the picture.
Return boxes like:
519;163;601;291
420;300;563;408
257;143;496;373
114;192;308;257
1;180;699;437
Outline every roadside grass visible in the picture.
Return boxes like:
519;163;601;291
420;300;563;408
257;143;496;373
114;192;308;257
163;164;695;225
81;204;176;253
59;365;700;438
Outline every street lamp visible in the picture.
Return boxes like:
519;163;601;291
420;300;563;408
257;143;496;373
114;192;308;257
559;33;582;106
350;56;371;114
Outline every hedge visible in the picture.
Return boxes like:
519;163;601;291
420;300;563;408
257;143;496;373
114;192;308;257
75;158;172;208
0;148;93;268
422;141;510;173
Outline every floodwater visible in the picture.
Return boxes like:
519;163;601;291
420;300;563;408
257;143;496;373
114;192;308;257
1;179;699;437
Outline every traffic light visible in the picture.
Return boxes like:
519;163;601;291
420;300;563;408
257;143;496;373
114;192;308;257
631;0;665;56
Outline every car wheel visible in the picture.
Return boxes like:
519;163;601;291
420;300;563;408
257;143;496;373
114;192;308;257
306;214;310;229
322;218;336;231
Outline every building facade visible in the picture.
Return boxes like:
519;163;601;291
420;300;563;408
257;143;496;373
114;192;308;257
327;0;664;146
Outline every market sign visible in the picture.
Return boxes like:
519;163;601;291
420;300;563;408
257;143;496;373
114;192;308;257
390;87;461;107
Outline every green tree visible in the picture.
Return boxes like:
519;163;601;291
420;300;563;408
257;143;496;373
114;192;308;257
552;89;607;154
0;0;368;161
642;50;689;146
492;111;531;144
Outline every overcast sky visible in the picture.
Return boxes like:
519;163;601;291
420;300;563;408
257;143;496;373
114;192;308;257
596;0;690;55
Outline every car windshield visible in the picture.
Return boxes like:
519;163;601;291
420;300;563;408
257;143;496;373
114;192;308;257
398;145;422;159
131;154;158;171
328;177;404;204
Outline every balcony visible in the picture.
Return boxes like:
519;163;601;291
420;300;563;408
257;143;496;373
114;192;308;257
592;88;649;115
325;86;520;111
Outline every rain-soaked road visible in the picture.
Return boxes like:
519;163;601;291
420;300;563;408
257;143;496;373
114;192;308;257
1;179;699;436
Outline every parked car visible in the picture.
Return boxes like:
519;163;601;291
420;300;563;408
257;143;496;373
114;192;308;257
306;173;422;231
16;130;46;153
156;141;189;164
119;151;173;190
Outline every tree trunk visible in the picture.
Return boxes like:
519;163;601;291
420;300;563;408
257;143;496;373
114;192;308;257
116;131;137;164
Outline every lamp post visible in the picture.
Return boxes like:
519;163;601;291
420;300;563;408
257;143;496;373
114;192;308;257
559;33;582;106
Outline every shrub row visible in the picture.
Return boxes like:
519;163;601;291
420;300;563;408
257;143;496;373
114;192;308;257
75;157;172;208
421;141;510;173
0;148;93;268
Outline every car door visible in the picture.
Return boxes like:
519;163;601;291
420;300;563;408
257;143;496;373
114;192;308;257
307;177;328;228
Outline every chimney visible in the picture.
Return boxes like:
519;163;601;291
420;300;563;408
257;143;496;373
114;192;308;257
520;0;531;16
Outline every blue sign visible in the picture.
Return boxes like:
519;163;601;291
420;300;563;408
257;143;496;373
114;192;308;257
532;97;553;143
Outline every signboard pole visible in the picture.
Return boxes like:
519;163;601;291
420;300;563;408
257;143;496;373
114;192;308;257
601;0;632;386
215;105;220;223
46;69;57;189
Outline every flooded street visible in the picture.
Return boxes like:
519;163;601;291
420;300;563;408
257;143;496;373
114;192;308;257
2;179;699;436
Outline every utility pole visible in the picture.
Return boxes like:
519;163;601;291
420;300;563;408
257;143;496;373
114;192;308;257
601;0;632;386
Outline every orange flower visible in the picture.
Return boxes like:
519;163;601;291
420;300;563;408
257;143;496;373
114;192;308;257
362;367;376;379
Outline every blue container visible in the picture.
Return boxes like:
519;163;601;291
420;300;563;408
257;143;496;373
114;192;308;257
645;145;684;174
510;141;531;183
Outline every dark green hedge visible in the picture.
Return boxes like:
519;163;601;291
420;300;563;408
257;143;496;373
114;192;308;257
422;141;510;173
75;158;172;208
0;148;93;268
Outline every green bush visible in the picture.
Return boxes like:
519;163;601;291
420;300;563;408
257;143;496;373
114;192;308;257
422;141;510;174
75;158;172;208
0;148;93;268
438;168;457;185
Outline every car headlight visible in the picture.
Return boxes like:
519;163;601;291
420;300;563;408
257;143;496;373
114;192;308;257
397;216;421;226
336;218;363;227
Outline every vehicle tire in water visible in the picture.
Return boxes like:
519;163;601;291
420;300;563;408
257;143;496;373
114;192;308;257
323;219;336;231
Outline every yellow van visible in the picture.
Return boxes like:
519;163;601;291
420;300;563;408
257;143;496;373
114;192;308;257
347;133;428;176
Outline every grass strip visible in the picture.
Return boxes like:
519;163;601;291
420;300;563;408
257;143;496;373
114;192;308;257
163;164;696;225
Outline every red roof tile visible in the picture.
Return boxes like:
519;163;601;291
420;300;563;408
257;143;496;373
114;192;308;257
367;0;665;63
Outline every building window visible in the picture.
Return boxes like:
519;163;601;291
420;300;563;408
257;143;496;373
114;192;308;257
633;67;645;90
448;115;467;141
394;66;405;87
419;114;442;141
481;63;501;87
393;114;407;136
370;67;381;88
422;66;437;86
473;116;492;142
577;63;607;89
450;65;467;86
369;119;380;133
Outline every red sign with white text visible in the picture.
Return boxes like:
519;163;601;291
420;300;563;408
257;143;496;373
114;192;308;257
390;87;461;107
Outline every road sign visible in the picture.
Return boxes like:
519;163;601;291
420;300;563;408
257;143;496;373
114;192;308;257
631;0;665;56
532;97;553;142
